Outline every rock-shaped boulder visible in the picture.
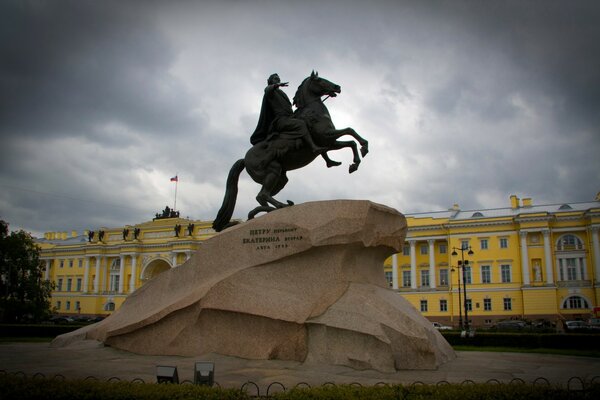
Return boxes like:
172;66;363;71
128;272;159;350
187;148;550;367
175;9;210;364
53;200;455;371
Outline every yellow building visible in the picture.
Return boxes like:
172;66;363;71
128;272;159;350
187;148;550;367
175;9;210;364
37;210;216;317
384;195;600;328
38;195;600;326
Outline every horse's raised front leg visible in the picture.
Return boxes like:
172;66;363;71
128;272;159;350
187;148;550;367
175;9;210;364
322;127;369;158
327;140;362;174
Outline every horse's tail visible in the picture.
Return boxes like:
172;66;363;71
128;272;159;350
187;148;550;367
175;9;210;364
212;159;245;232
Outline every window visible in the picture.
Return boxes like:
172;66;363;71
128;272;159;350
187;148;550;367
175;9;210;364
483;298;492;311
440;299;448;312
104;302;116;312
421;270;430;287
66;278;72;292
558;258;586;281
78;259;83;268
481;265;491;283
69;260;73;268
109;259;120;292
56;301;61;310
420;244;428;255
563;296;589;309
60;260;64;268
503;297;512;311
499;238;508;248
57;278;63;291
75;301;80;311
480;239;488;250
384;271;393;287
439;269;448;286
557;234;583;251
566;258;577;280
501;265;511;283
403;245;410;256
439;244;447;254
465;299;472;311
461;240;469;250
76;278;82;292
110;275;120;292
463;266;472;284
66;301;71;310
402;271;411;287
420;300;428;312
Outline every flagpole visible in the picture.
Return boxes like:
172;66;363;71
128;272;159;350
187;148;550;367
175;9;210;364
174;173;178;212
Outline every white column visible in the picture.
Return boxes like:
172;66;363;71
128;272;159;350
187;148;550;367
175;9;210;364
542;230;554;285
171;253;178;267
392;254;399;290
592;227;600;284
129;255;137;293
93;257;100;293
520;232;530;285
185;252;191;261
44;260;51;280
101;257;108;292
83;257;90;293
409;240;417;289
118;255;125;293
428;239;436;289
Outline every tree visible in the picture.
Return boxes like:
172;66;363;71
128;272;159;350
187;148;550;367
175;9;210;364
0;220;54;322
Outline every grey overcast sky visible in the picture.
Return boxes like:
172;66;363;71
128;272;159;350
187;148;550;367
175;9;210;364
1;0;599;237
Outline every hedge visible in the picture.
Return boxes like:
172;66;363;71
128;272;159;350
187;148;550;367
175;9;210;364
441;331;600;350
0;324;83;338
1;375;598;400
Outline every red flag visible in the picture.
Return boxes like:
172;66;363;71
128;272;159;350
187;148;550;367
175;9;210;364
170;176;178;182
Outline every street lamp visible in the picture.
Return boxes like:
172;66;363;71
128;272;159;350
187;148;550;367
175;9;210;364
451;266;463;330
452;244;474;333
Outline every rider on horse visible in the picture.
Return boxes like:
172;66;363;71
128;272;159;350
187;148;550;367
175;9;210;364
250;73;326;154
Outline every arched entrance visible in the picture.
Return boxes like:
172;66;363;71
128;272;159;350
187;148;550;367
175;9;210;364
141;258;172;281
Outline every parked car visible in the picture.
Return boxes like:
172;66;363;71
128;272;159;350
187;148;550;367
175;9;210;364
588;318;600;330
565;320;590;332
432;322;452;330
49;316;75;324
493;320;527;331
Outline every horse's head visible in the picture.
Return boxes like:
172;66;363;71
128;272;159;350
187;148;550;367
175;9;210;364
293;71;341;108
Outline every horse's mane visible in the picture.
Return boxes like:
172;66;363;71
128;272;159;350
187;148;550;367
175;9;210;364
293;76;312;109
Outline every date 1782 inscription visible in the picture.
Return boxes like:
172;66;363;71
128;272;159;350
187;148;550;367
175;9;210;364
242;227;304;251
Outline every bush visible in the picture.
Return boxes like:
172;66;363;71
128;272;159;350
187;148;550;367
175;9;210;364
0;375;248;400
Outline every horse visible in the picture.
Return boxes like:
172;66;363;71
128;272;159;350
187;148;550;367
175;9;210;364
212;71;369;232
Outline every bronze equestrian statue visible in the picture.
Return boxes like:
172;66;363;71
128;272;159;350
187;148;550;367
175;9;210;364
212;71;368;232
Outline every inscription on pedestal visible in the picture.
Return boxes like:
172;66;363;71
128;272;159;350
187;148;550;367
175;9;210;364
242;227;305;251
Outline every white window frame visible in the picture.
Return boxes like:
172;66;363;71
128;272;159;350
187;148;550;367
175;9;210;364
500;264;512;283
439;299;448;312
481;265;491;284
421;269;430;287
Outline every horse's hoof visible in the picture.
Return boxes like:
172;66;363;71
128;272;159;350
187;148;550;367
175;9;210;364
349;164;358;173
361;146;369;157
327;160;342;168
287;200;294;206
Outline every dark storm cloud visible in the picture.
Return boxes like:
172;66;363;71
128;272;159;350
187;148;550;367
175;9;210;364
0;1;199;140
1;0;599;236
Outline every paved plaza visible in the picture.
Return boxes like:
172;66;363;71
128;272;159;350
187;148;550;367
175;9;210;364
2;340;600;391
